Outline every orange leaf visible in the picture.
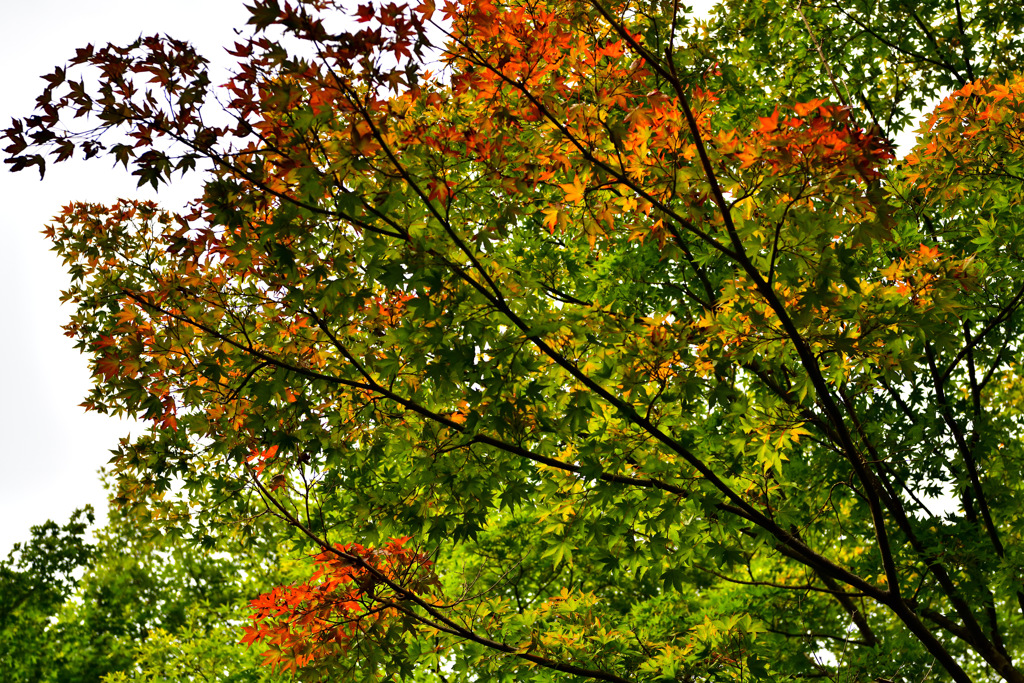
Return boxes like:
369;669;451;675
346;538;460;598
793;98;827;116
757;109;779;134
918;243;940;262
416;0;435;20
558;174;586;204
96;355;121;380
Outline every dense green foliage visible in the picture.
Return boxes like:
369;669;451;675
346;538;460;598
1;506;285;682
1;508;94;681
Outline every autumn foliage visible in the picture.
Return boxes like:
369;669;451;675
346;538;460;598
9;0;1024;680
242;538;438;675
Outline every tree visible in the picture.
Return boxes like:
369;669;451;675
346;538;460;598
1;508;94;681
6;0;1024;680
52;505;288;683
0;502;289;682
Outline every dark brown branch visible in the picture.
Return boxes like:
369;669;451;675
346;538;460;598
938;279;1024;386
765;627;870;648
925;342;1004;558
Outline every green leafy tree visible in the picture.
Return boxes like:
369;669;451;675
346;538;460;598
2;504;288;682
1;508;94;682
7;0;1024;680
57;507;287;683
80;507;290;682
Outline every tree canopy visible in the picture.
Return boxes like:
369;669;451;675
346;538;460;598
0;503;287;682
7;0;1024;680
1;507;94;681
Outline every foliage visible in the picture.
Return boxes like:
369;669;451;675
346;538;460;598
1;504;288;682
242;537;439;678
7;0;1024;680
0;508;94;682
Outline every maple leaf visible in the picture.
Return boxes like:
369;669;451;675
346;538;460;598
558;173;587;204
757;108;779;134
415;0;436;21
793;98;827;116
95;355;121;380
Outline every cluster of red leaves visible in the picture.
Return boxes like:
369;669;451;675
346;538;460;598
241;537;438;674
447;0;628;94
438;0;645;150
246;444;282;475
736;100;894;181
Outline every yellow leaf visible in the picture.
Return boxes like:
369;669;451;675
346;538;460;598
541;206;561;233
558;173;587;204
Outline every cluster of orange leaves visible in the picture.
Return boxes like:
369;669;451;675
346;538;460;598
881;243;947;301
241;537;438;673
903;76;1024;202
734;100;894;181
